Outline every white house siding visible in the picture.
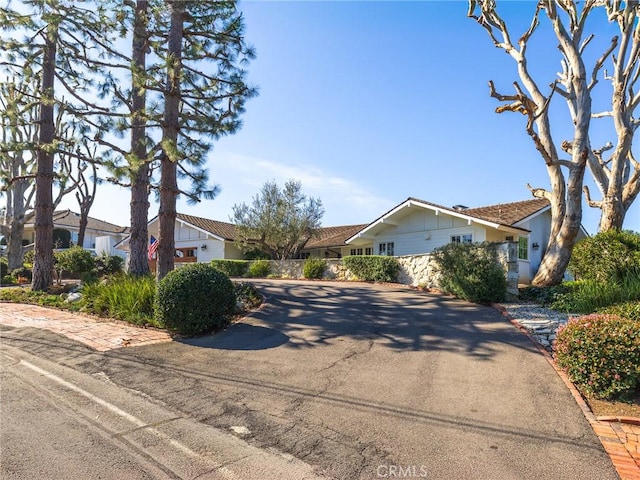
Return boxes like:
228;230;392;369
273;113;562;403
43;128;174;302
173;223;222;263
223;242;245;260
372;210;488;256
515;211;551;283
189;239;225;263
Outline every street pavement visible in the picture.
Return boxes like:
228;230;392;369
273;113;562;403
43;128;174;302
0;280;619;479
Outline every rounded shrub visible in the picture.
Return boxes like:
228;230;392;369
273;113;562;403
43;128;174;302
555;313;640;399
94;254;124;276
154;264;236;335
569;230;640;282
54;246;94;278
431;242;506;304
303;258;327;279
247;259;271;278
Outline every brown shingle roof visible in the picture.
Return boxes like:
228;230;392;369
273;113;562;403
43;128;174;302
463;198;550;226
176;213;237;240
305;224;369;249
52;210;129;234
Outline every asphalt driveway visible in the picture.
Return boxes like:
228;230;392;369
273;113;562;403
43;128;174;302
1;280;618;479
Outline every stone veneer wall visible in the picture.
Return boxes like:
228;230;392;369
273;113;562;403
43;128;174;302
265;242;519;297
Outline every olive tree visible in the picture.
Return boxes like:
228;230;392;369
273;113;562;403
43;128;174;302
232;180;324;260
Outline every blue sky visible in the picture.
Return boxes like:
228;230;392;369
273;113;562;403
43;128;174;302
59;1;639;234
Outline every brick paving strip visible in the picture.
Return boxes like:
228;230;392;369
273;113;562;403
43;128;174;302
494;304;640;480
0;303;172;352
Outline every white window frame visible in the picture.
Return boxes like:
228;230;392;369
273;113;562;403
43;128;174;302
451;234;473;244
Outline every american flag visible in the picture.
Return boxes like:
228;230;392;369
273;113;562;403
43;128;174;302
148;235;159;260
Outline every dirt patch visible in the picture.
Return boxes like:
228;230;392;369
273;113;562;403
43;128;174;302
586;389;640;418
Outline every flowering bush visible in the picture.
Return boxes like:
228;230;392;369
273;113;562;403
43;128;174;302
555;313;640;399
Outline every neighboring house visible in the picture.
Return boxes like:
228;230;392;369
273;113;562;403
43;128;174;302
299;224;369;259
345;197;588;284
22;210;130;257
116;213;245;269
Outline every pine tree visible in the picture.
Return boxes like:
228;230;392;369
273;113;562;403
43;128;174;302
0;0;117;290
153;0;256;279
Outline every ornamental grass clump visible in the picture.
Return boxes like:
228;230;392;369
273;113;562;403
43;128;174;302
154;264;236;335
555;313;640;399
81;275;157;326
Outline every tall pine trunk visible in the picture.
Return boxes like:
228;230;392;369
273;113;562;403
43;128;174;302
31;26;57;291
127;0;151;277
156;1;183;280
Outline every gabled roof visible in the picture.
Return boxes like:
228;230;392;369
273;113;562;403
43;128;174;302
346;197;534;244
46;210;130;235
463;198;550;226
175;213;237;241
304;224;369;249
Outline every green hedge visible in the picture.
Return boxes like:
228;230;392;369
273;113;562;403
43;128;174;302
598;301;640;322
555;313;640;399
343;255;399;283
431;242;506;304
211;259;250;277
569;230;640;282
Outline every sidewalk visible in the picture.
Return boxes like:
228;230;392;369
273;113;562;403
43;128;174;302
0;303;172;352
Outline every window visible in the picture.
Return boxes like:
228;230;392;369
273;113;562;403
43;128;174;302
518;237;528;260
174;247;197;262
451;234;473;244
349;248;365;256
365;247;372;255
378;242;394;256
